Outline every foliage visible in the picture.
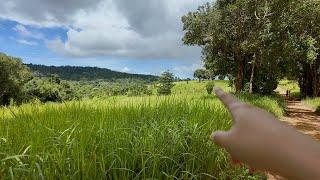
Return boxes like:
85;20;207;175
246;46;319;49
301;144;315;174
0;81;283;179
182;0;320;97
277;79;300;94
23;76;77;103
26;64;158;82
218;75;225;80
193;69;208;82
157;71;174;95
206;81;215;94
0;53;33;105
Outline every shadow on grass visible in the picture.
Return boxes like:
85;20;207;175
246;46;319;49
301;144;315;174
200;95;219;100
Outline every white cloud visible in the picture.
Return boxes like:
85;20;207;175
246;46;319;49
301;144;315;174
13;24;31;36
121;67;130;73
16;39;38;46
0;0;101;27
13;24;44;40
173;63;203;77
1;0;209;61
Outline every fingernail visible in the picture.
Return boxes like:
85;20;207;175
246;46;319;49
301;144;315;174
210;133;215;141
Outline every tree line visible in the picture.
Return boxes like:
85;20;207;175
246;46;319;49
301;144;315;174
0;53;158;106
182;0;320;97
26;64;158;82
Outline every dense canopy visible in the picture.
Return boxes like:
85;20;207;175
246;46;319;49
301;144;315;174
182;0;320;97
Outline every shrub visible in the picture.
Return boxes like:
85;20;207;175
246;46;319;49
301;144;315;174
206;81;215;94
157;71;174;95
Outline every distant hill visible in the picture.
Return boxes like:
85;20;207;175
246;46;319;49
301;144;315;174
26;64;158;82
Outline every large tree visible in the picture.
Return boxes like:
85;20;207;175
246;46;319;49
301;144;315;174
182;0;320;96
182;1;280;93
0;53;33;105
193;69;207;82
280;1;320;97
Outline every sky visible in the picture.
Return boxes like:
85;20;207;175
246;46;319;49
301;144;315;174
0;0;209;78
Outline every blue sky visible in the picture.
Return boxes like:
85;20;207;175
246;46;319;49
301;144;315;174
0;0;208;78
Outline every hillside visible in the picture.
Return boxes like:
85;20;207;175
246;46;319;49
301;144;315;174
26;64;158;82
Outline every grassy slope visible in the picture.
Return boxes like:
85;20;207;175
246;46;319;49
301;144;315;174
0;81;283;179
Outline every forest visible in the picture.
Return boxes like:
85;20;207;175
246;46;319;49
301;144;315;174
26;64;158;82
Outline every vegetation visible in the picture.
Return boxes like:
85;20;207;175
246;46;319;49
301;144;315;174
26;64;158;82
206;81;215;95
157;71;174;95
183;0;320;97
276;80;300;94
193;69;214;82
1;0;319;178
0;53;158;106
303;98;320;114
0;80;284;179
0;53;33;105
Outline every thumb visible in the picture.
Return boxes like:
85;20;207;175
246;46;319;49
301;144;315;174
211;131;230;148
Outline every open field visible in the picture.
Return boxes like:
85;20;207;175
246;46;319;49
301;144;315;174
276;79;300;96
0;81;284;179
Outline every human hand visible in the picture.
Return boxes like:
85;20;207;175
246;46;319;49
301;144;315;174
211;88;320;179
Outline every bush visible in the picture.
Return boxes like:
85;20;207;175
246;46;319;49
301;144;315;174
206;81;215;94
23;76;77;103
157;71;174;95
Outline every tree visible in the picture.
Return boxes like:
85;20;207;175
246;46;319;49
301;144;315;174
182;0;320;96
0;53;32;105
218;75;225;80
193;69;207;82
279;1;320;98
157;71;174;95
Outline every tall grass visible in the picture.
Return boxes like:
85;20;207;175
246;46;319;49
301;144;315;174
303;98;320;114
0;81;283;179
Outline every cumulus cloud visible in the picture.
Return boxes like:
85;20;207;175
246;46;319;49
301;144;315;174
1;0;208;61
0;0;101;27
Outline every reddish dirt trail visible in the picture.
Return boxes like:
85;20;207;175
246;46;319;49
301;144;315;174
268;98;320;180
281;100;320;140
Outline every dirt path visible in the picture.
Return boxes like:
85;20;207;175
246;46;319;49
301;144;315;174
281;100;320;140
268;98;320;180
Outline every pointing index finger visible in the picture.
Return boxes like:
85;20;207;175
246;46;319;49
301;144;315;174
214;87;240;116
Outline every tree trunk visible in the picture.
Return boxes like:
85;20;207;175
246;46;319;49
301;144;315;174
235;51;244;93
312;57;320;97
299;64;314;98
249;53;256;94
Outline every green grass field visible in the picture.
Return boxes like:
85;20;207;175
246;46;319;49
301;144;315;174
0;81;284;179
